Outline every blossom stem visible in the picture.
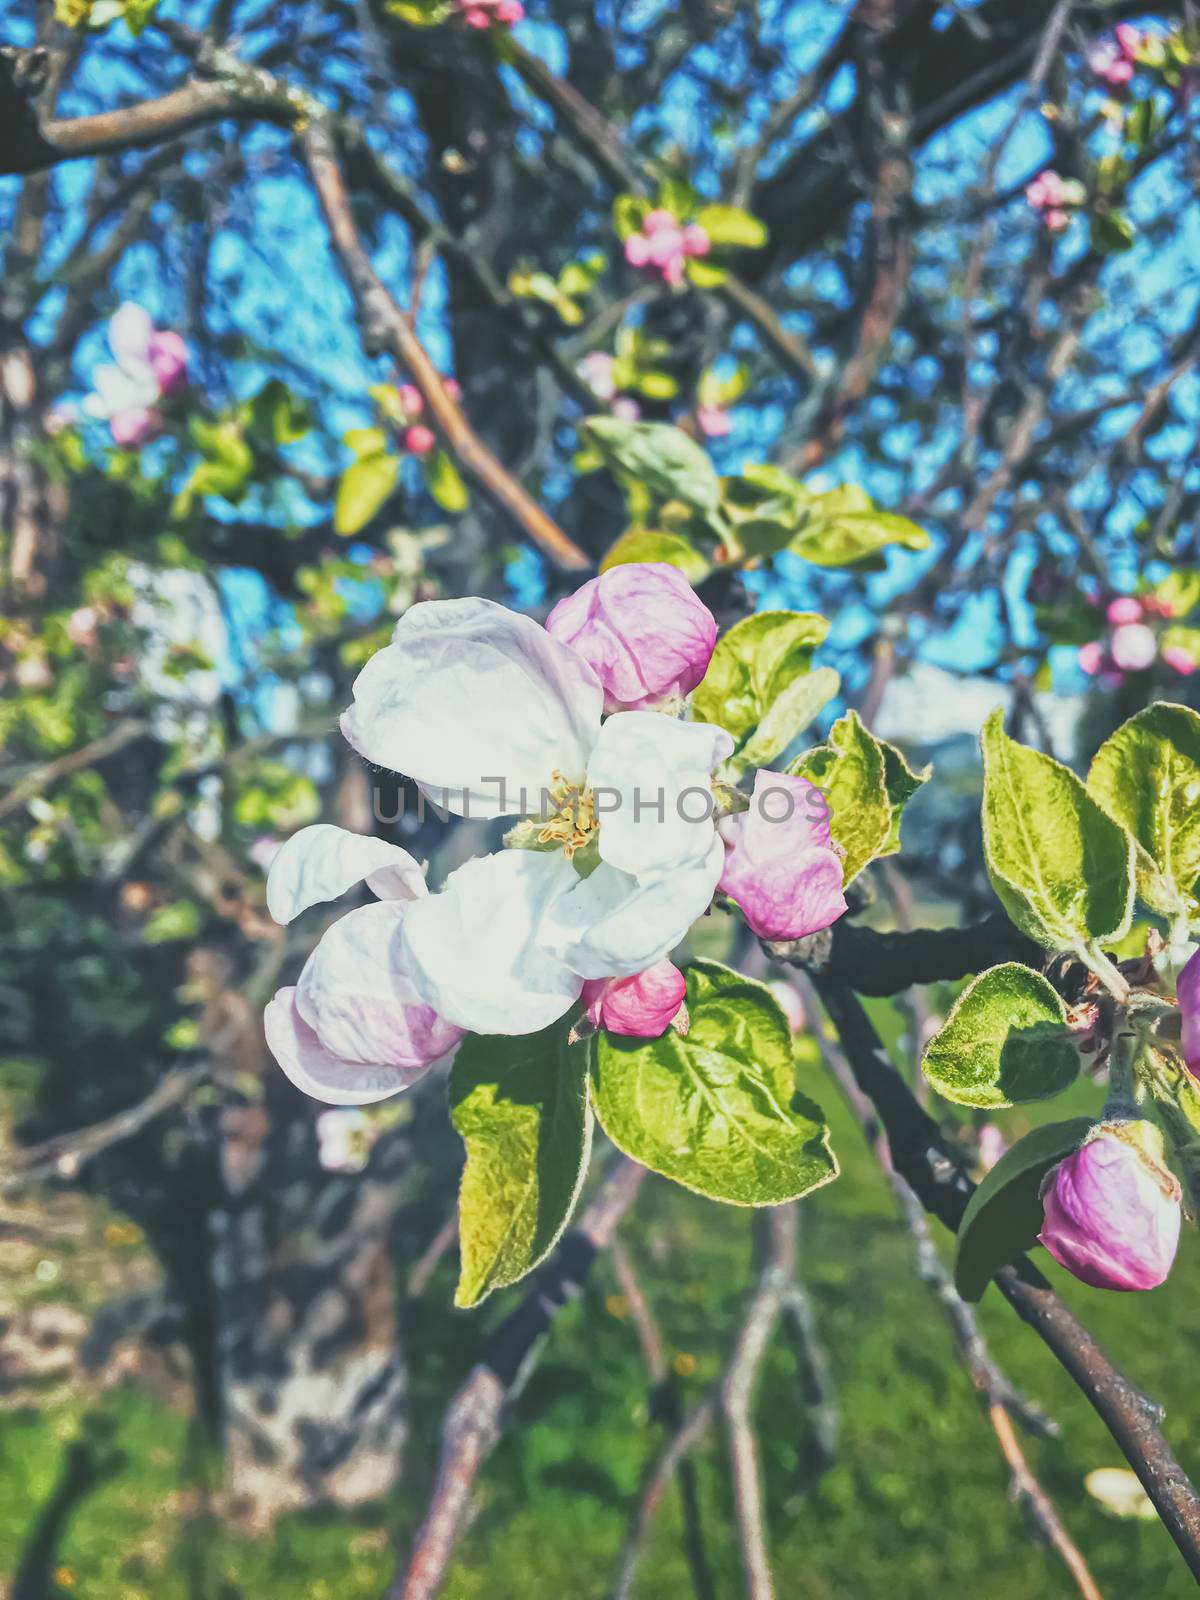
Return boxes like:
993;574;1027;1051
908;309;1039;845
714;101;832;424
1078;941;1132;1005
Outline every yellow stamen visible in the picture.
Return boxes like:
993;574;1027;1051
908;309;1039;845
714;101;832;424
536;769;597;858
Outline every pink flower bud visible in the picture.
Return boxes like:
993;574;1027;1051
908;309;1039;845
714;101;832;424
697;404;732;437
1038;1122;1181;1291
578;351;617;400
65;606;99;648
1163;645;1196;677
405;424;436;456
767;978;806;1033
1109;621;1157;672
398;383;424;417
1114;23;1143;60
581;960;686;1038
611;396;642;421
718;771;848;942
681;223;711;258
624;234;652;268
1077;640;1104;675
496;0;524;22
1178;947;1200;1078
643;209;677;234
546;561;717;712
148;330;188;395
110;408;158;448
1089;42;1135;88
1106;595;1143;626
1027;170;1066;211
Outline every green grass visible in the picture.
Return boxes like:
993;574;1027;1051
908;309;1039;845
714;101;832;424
3;1008;1198;1598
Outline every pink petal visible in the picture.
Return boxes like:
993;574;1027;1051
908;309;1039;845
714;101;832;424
718;771;848;942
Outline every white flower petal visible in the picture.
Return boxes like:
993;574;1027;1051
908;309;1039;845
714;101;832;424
401;848;583;1033
109;303;155;375
550;838;725;979
266;823;426;924
339;598;603;817
588;711;733;878
265;986;430;1105
294;901;462;1070
91;361;157;417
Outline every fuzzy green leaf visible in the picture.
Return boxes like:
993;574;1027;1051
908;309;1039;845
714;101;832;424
450;1023;593;1308
591;961;838;1206
922;963;1078;1109
789;710;891;885
981;709;1134;950
1088;702;1200;924
334;452;400;536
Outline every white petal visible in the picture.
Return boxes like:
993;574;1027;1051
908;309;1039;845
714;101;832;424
92;362;157;416
588;711;733;877
109;302;154;374
265;986;429;1105
295;901;462;1069
339;598;603;817
266;823;426;924
550;838;725;979
401;848;583;1033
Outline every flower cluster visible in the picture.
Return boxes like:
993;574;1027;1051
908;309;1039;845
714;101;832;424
454;0;523;27
1025;170;1085;233
577;352;641;421
1078;593;1193;683
1088;25;1144;91
84;303;187;447
388;380;460;457
624;210;711;287
264;563;847;1104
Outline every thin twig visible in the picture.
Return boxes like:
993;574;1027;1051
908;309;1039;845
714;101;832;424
392;1158;646;1600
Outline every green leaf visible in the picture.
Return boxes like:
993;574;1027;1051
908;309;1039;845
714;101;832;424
612;194;649;241
735;668;840;774
450;1023;593;1308
634;370;679;401
954;1118;1093;1300
1088;703;1200;924
422;448;470;513
694;204;768;250
790;487;930;567
598;529;710;581
693;610;829;749
591;961;837;1205
981;709;1135;950
582;418;720;515
334;452;400;536
344;426;390;459
1091;211;1136;253
880;740;930;856
921;964;1079;1109
790;710;891;885
684;258;729;289
251;378;310;445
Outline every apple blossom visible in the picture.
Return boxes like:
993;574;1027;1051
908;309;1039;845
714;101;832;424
335;596;733;1033
1077;640;1104;675
1109;621;1157;672
456;0;523;27
84;303;188;447
263;826;463;1103
612;396;642;421
545;562;717;713
65;607;99;648
1177;946;1200;1078
1089;39;1135;89
581;960;687;1038
1163;645;1196;676
1025;170;1072;232
578;351;617;401
1038;1122;1181;1291
717;770;847;942
316;1107;372;1172
1106;596;1143;626
697;404;732;438
624;211;711;286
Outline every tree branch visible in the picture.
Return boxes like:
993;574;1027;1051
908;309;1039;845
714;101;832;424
391;1157;646;1600
774;910;1043;997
